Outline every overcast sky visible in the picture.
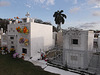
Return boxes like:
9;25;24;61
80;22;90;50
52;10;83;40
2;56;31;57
0;0;100;30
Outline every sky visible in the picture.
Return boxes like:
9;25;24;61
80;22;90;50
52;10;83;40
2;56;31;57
0;0;100;30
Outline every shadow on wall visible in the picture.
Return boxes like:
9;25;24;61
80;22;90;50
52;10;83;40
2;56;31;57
31;37;44;53
31;37;55;58
44;45;54;51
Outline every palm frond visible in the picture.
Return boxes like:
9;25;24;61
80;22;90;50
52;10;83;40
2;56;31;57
57;10;60;13
53;12;58;17
61;14;67;18
53;10;67;30
59;10;63;14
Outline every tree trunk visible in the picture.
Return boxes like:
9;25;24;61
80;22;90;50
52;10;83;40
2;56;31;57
57;24;61;32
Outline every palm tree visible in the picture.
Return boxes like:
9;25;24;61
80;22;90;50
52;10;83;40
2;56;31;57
53;10;67;32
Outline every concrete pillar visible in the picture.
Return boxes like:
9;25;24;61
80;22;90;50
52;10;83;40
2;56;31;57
57;31;63;47
15;19;18;23
98;35;100;50
9;21;12;24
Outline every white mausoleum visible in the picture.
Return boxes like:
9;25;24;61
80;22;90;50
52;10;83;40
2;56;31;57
63;28;94;69
7;13;55;59
1;33;7;46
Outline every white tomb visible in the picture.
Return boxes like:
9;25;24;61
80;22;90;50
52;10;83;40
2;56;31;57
1;33;7;46
7;13;55;59
63;28;94;69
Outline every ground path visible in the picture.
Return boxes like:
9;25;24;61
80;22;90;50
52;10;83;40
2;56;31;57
30;59;79;75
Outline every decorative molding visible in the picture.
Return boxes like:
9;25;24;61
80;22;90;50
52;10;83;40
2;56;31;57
63;27;82;37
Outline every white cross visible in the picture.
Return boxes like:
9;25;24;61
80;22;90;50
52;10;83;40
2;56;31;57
25;12;30;17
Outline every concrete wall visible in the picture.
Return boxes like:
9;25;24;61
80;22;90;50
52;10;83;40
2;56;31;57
7;35;17;50
7;24;17;51
64;50;84;68
30;22;54;59
63;49;93;69
63;31;87;51
7;22;31;57
63;31;94;51
7;18;55;59
88;31;94;51
57;31;63;46
53;32;57;46
63;30;94;69
1;34;7;46
98;36;100;50
7;24;17;35
16;23;30;57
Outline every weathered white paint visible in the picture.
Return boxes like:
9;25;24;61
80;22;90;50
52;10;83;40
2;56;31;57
7;16;55;59
30;22;54;59
1;33;7;46
57;31;63;46
63;29;94;69
98;35;100;50
63;31;94;51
